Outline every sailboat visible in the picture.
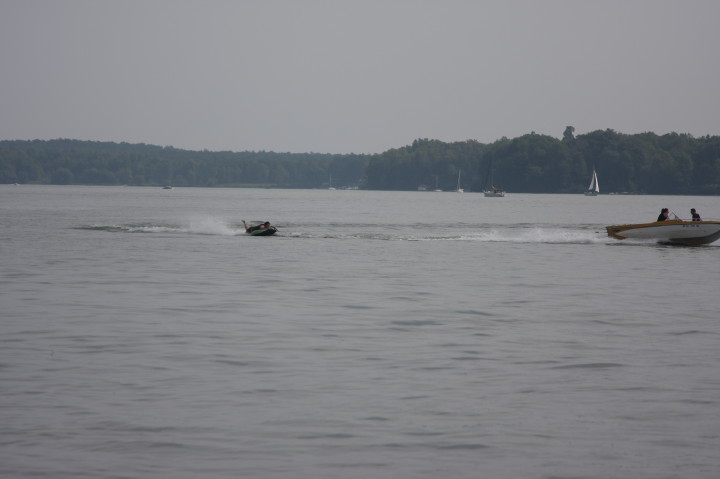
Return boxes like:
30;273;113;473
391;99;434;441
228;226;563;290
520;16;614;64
483;160;505;197
584;168;599;196
455;170;464;193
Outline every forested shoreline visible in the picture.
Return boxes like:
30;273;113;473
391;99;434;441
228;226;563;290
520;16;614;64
2;127;719;194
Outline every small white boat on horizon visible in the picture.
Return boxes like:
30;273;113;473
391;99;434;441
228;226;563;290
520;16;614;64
606;219;720;245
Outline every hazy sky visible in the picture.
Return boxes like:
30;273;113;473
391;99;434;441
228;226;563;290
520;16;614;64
2;0;719;154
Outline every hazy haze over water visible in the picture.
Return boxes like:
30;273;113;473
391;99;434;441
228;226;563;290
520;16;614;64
2;1;720;153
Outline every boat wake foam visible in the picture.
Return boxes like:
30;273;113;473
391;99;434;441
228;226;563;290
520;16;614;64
77;221;661;245
77;217;243;236
456;228;608;244
286;226;610;244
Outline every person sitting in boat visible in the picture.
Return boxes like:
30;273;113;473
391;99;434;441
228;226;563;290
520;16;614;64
243;220;272;233
657;208;669;222
691;208;701;221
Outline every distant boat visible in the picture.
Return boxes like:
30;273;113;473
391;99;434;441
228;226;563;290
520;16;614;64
584;169;599;196
455;170;464;193
483;159;505;197
483;187;505;197
328;174;335;190
606;219;720;245
162;185;173;189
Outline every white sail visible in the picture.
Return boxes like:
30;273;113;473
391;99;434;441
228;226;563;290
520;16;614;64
585;169;599;195
589;170;599;192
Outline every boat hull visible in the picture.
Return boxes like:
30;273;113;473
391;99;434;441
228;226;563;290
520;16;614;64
606;220;720;245
248;227;278;236
484;190;505;197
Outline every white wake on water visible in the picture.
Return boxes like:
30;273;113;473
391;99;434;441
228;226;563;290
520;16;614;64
88;217;243;235
465;227;608;244
182;216;240;236
85;220;614;244
282;226;610;244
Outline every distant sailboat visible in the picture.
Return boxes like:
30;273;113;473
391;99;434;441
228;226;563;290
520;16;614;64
483;159;505;197
455;170;464;193
584;168;599;196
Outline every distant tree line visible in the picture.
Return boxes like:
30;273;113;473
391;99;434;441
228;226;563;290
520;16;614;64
0;139;367;189
365;129;720;194
2;128;720;194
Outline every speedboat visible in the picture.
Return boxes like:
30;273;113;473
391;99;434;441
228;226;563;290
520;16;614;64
606;220;720;245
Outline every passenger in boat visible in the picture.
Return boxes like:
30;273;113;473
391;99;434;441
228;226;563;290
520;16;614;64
243;220;272;233
691;208;701;221
657;208;669;222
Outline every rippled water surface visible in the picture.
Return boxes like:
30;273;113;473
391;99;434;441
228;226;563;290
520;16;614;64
2;186;719;478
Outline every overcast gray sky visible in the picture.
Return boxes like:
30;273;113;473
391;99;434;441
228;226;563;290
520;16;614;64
2;0;719;154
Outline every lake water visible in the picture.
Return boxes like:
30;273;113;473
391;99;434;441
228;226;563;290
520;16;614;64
2;185;719;479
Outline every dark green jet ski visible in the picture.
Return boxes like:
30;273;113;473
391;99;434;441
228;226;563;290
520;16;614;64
243;221;277;236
